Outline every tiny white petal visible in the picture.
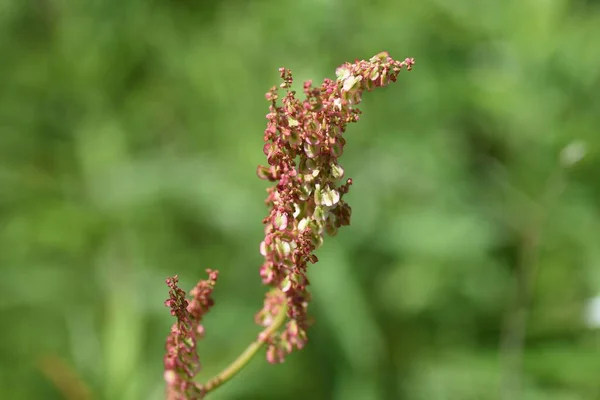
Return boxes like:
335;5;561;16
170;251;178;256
259;241;267;256
298;218;309;231
322;188;340;207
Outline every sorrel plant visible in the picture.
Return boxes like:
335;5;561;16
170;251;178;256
163;52;415;400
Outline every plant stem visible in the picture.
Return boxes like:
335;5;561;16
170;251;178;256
200;296;288;396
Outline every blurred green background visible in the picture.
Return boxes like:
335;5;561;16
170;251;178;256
2;0;600;399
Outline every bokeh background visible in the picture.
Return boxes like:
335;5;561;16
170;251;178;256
2;0;600;399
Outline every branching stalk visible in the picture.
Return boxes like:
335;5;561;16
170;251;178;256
200;298;288;395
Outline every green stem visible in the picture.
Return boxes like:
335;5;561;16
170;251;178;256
200;295;287;396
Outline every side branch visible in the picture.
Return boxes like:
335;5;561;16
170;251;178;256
200;296;288;394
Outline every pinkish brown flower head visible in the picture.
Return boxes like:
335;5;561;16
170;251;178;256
164;270;219;400
256;52;414;362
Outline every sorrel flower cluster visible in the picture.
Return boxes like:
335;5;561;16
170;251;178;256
163;52;414;399
164;271;218;400
254;52;414;363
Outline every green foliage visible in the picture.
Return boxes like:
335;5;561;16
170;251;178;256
1;0;600;399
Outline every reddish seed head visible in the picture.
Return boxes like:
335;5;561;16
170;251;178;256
255;52;413;363
163;270;219;399
162;51;413;398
